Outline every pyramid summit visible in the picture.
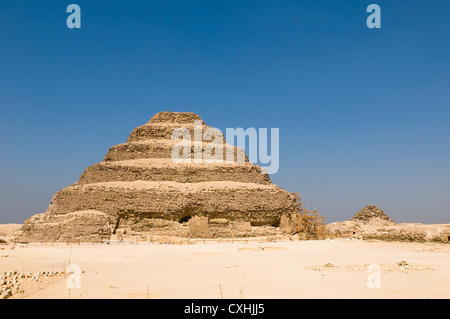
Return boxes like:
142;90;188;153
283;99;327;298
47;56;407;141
17;112;298;242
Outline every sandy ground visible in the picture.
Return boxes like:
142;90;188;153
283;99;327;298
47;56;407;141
0;239;449;299
0;224;22;237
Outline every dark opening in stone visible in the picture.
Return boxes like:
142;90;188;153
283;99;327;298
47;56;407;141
179;216;192;224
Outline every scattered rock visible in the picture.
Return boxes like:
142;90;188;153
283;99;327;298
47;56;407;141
0;270;64;297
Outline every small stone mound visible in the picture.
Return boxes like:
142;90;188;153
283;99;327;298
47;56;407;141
350;205;395;226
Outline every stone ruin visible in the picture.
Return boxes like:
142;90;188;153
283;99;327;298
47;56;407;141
16;112;298;242
326;205;396;238
327;205;450;243
350;205;396;226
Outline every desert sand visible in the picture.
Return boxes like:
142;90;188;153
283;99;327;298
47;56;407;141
1;238;449;299
0;224;22;237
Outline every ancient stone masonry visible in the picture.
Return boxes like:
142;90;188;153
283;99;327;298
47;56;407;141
17;112;298;242
350;205;396;226
326;205;450;243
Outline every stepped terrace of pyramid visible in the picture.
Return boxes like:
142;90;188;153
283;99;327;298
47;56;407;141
16;112;298;242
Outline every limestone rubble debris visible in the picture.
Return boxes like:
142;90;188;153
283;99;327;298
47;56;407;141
0;270;63;299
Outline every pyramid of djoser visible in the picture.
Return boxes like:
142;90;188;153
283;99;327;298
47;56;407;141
17;112;298;242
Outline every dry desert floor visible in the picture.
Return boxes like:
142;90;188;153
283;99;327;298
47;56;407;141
1;239;449;299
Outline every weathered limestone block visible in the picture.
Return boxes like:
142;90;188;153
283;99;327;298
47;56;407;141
104;141;248;162
233;221;252;232
44;181;297;226
78;160;270;185
188;216;211;238
280;214;295;234
18;211;112;243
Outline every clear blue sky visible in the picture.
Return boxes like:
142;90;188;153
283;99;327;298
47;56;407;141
1;1;449;224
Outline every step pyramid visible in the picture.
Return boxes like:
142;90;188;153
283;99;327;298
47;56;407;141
18;112;298;242
350;205;395;225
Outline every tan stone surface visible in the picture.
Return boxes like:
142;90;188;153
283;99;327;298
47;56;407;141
188;216;211;238
16;112;298;242
350;205;395;226
327;205;450;243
